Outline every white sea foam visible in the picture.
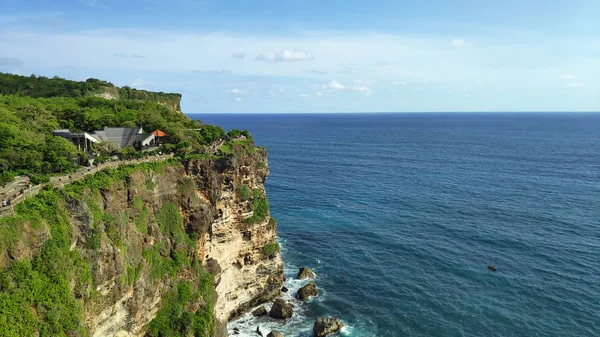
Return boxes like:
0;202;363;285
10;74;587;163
228;262;323;337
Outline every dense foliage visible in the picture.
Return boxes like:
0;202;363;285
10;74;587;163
0;73;182;110
0;72;233;180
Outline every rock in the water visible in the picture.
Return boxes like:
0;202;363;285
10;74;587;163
269;299;293;319
252;306;267;317
313;317;344;337
281;286;289;293
296;281;319;301
297;267;316;279
267;331;284;337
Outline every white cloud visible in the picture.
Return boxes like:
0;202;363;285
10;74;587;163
256;49;314;63
235;97;243;102
566;82;585;87
393;81;407;86
322;80;372;96
452;39;465;47
353;85;372;95
323;80;346;90
316;91;324;96
560;74;575;80
300;94;310;98
229;88;247;95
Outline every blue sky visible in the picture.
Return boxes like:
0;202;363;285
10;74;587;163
0;0;599;113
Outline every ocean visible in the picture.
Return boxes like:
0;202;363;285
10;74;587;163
190;113;600;337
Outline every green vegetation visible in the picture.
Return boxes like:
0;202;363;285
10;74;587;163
156;202;193;248
0;171;14;186
0;72;232;182
134;208;150;234
243;189;269;224
177;177;197;198
199;124;227;145
236;185;251;201
0;73;269;336
147;278;214;337
226;129;252;141
0;105;80;175
0;189;92;336
262;241;280;258
0;73;182;109
0;161;216;335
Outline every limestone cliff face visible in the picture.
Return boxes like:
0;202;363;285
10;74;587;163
0;147;281;336
186;149;285;330
73;149;282;336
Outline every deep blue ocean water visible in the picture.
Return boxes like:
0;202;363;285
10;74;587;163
190;113;600;337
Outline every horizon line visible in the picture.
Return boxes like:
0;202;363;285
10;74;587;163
188;111;600;115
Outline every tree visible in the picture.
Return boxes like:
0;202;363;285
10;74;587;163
0;171;14;185
92;141;119;156
119;146;136;160
43;136;79;173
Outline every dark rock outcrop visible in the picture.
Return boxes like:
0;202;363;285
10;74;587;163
297;267;315;279
296;281;319;301
269;299;293;319
281;286;288;293
313;317;344;337
252;306;267;317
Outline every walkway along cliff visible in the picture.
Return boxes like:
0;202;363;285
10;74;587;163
0;144;284;336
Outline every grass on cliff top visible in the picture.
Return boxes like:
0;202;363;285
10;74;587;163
243;189;269;225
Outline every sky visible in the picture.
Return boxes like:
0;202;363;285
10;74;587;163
0;0;599;113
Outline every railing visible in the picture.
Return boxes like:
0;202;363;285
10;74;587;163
0;154;174;218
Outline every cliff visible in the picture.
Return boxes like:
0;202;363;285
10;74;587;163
0;148;283;336
0;73;182;112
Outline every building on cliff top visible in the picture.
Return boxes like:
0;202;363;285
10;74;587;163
52;127;158;152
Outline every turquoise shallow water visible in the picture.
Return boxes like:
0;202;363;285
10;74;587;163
192;113;600;337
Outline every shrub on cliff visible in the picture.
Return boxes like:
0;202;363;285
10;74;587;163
236;186;251;201
243;189;269;224
262;241;280;258
146;278;215;337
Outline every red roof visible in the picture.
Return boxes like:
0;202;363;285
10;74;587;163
152;130;168;137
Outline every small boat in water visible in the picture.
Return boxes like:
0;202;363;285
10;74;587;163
488;265;497;271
